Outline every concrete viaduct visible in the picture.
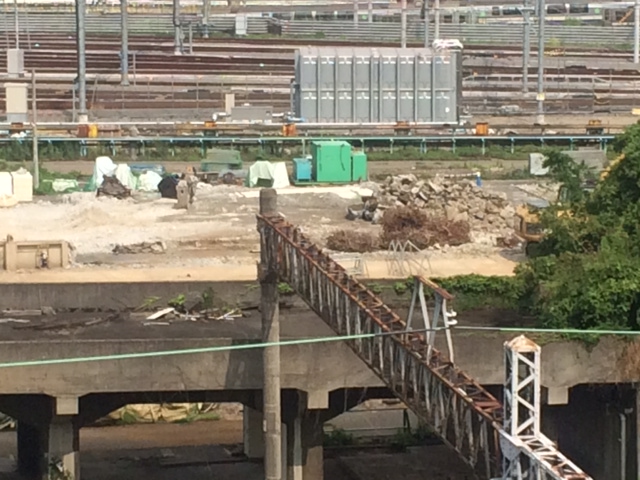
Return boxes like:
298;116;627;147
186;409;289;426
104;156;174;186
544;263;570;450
0;280;637;480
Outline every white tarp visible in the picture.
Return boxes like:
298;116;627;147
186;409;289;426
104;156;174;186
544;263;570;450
248;161;290;189
90;156;117;190
138;171;163;192
115;164;137;190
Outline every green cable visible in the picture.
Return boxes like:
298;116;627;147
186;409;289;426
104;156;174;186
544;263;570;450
0;325;637;370
0;332;379;369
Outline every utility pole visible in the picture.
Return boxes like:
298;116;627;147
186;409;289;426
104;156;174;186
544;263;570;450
76;0;87;123
536;0;545;124
354;0;358;27
522;0;533;92
368;0;373;23
259;189;281;480
203;0;210;38
31;70;39;190
434;0;440;39
121;0;129;86
422;0;429;47
173;0;182;55
634;0;640;63
13;0;19;49
400;0;407;48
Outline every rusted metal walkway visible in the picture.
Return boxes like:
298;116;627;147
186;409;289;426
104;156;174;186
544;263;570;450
258;213;592;479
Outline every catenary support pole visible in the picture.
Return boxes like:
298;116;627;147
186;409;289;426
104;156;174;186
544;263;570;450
634;0;640;63
354;0;358;26
434;0;440;39
31;70;39;190
173;0;182;55
368;0;373;23
203;0;210;38
13;0;19;49
522;0;532;92
423;2;429;48
259;188;282;480
400;0;407;48
121;0;129;86
76;0;87;122
536;0;545;124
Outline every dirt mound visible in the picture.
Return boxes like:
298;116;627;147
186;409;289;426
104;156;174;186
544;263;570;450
379;206;471;249
326;230;379;253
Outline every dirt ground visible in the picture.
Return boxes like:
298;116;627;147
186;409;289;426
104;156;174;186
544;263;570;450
0;422;474;480
0;160;546;283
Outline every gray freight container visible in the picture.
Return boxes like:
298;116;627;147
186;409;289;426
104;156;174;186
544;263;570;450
292;46;461;124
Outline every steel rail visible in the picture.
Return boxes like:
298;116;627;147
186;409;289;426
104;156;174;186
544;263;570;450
257;214;592;479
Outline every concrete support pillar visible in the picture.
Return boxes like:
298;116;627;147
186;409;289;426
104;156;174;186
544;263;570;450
243;406;265;459
17;422;45;476
47;416;80;480
285;413;324;480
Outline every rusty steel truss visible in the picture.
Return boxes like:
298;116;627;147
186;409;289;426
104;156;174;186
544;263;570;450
257;213;592;480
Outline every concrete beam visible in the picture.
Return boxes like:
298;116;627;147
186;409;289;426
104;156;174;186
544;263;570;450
0;340;383;396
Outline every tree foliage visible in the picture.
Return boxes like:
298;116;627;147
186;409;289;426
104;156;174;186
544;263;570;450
516;124;640;331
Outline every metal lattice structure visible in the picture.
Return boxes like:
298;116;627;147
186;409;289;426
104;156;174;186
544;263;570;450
501;336;591;480
386;239;431;277
257;213;593;480
406;275;457;363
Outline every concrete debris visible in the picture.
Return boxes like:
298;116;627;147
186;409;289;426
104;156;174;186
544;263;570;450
112;241;167;255
0;318;30;324
146;307;176;321
379;174;516;235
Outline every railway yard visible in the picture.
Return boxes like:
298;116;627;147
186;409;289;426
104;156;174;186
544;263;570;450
3;34;640;117
1;2;639;480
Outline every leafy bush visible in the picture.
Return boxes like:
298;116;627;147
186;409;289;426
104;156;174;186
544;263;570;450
514;126;640;332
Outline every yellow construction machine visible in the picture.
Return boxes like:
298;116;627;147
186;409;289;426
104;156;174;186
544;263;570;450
514;154;623;255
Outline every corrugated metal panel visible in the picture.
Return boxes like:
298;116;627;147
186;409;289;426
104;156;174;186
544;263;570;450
294;46;459;124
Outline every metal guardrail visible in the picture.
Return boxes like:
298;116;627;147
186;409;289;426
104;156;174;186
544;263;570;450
0;134;614;155
0;13;636;46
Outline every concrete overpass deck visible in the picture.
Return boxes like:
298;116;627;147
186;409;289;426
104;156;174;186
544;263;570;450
0;280;637;480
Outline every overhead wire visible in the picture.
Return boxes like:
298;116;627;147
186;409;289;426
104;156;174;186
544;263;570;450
0;324;637;370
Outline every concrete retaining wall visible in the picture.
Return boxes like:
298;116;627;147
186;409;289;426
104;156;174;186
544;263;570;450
0;281;222;310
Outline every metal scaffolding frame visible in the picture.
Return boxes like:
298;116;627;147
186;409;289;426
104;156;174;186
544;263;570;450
257;212;593;480
406;275;457;363
501;336;590;480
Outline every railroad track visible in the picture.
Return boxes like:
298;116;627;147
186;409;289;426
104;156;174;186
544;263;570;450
1;33;636;59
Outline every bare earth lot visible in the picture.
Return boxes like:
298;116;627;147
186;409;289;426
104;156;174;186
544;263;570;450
0;157;558;282
0;179;530;283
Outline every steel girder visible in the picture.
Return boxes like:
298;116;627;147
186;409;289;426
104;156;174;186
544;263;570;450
257;214;592;480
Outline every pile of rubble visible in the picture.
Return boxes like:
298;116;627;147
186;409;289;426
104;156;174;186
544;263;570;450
378;174;516;233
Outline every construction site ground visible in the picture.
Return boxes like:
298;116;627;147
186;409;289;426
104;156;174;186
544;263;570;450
0;158;550;283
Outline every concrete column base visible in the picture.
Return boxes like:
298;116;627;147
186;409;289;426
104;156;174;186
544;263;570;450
46;416;80;480
286;412;324;480
17;422;45;477
243;405;265;459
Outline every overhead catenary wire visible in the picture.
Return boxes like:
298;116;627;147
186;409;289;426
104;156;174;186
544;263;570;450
0;325;637;370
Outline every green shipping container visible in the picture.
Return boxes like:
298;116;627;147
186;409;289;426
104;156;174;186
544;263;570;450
311;141;352;183
351;152;368;182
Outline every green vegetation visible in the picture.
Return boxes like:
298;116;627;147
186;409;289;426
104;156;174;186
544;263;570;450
516;127;640;333
429;125;640;338
373;127;640;342
323;428;356;447
277;282;295;295
0;141;548;164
